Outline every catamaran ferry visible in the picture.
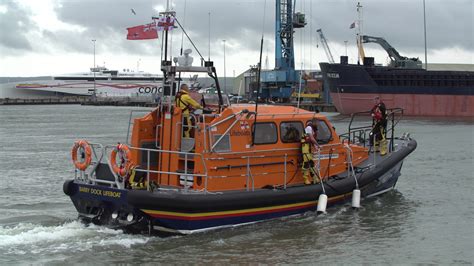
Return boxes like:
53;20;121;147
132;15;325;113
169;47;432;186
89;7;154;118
0;66;164;99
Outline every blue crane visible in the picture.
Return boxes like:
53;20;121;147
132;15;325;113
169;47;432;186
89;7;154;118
259;0;305;102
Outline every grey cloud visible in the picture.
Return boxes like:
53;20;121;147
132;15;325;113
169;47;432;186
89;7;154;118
53;0;160;54
310;0;473;54
52;0;270;55
5;0;471;59
170;0;474;59
0;1;36;51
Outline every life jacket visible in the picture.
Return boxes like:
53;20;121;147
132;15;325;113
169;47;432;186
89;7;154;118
301;133;311;154
175;92;193;113
372;102;387;122
373;109;383;121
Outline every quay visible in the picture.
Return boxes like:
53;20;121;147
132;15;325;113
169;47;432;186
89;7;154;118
0;96;336;112
0;96;87;105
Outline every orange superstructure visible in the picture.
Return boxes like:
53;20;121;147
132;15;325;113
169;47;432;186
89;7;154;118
126;103;368;192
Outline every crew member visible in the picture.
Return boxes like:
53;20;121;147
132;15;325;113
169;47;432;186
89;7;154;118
175;84;203;138
301;120;320;185
370;96;388;155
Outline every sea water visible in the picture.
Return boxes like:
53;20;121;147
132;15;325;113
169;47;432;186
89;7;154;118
0;105;472;264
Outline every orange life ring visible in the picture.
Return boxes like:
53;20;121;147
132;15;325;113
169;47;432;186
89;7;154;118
71;140;92;171
110;143;134;177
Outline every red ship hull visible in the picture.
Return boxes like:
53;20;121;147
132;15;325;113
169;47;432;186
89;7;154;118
320;62;474;117
330;92;474;117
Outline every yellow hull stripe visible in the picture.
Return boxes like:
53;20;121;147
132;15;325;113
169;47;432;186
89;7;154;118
142;193;348;218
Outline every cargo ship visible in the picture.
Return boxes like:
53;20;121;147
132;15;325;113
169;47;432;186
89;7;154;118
320;35;474;117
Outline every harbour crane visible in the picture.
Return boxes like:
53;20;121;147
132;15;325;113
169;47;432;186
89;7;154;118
259;0;306;102
361;35;422;69
316;29;335;64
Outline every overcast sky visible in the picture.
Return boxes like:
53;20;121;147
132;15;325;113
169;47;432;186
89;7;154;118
0;0;472;77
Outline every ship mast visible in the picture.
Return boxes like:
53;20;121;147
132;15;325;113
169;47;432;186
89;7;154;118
423;0;428;69
356;2;365;63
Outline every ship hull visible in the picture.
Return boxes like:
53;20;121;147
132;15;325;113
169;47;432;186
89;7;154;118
330;91;474;117
320;62;474;117
64;138;417;235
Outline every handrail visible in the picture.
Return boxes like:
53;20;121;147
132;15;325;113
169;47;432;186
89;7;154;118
78;141;350;192
208;147;300;156
73;142;126;189
103;145;208;191
74;142;104;182
155;124;162;149
343;144;359;188
341;108;404;152
210;114;242;152
208;111;242;128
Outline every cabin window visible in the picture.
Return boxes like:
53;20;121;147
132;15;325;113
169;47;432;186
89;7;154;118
280;121;304;143
212;134;231;152
253;122;278;144
314;120;332;144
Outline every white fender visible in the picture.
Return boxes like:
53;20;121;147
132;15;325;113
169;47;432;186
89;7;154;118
352;189;361;208
317;194;328;214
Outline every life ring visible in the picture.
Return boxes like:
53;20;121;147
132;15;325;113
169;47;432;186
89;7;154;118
110;143;134;177
71;140;92;171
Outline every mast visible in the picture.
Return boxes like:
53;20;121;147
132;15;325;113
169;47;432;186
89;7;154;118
356;2;365;63
208;12;211;62
423;0;428;69
252;37;264;146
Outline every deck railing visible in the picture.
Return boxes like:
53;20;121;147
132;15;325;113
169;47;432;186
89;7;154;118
339;108;404;152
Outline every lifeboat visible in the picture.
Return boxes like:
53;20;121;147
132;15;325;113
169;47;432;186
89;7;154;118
63;68;416;234
63;14;416;235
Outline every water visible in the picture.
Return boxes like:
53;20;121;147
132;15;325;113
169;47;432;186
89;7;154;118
0;105;472;264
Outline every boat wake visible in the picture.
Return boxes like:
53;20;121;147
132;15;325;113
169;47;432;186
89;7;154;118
0;221;150;256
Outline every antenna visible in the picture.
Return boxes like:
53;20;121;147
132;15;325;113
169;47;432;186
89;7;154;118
297;62;303;111
252;36;264;146
177;0;187;90
423;0;428;69
208;12;211;62
252;0;267;146
180;0;187;56
356;2;365;63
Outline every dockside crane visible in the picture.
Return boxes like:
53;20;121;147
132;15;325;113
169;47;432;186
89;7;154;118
258;0;306;102
316;29;335;64
361;35;422;69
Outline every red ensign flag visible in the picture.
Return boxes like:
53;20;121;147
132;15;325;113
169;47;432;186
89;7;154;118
126;22;158;40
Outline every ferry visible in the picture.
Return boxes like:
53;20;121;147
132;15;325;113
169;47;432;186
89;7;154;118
1;67;164;99
63;11;417;235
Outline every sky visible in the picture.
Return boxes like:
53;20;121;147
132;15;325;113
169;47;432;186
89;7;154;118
0;0;472;77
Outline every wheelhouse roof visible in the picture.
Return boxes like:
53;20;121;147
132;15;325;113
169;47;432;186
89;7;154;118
226;104;325;120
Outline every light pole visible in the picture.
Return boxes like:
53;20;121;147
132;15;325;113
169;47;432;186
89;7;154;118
223;39;226;94
344;40;348;56
92;39;96;99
